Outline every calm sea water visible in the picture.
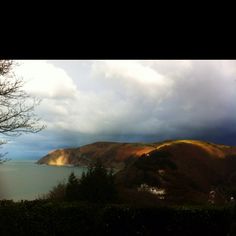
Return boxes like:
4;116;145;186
0;160;86;201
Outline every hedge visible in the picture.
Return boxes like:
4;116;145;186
0;200;234;235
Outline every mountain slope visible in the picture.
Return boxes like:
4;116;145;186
37;139;236;204
38;140;236;168
115;140;236;204
37;141;157;169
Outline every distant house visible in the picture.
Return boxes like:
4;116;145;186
138;183;166;199
208;190;216;204
230;196;235;202
158;169;165;175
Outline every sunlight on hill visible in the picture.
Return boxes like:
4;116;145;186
48;156;68;166
135;147;156;156
155;140;225;158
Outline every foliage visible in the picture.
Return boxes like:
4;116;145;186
42;181;66;201
77;160;117;203
47;160;117;203
65;172;79;201
0;200;233;235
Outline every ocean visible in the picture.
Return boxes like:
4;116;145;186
0;160;86;201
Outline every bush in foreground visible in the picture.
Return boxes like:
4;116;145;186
0;201;234;236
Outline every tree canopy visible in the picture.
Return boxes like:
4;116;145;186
77;160;117;203
60;161;117;203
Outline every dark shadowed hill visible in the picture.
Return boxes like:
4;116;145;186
115;140;236;204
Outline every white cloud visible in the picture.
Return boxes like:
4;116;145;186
93;60;169;85
15;60;77;99
19;60;236;136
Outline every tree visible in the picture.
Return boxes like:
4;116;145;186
0;60;45;162
44;181;66;201
65;172;79;201
78;160;117;203
46;161;118;203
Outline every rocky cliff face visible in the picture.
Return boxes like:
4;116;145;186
37;141;157;169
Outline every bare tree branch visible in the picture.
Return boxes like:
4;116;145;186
0;60;46;162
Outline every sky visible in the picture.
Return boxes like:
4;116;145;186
1;60;236;160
